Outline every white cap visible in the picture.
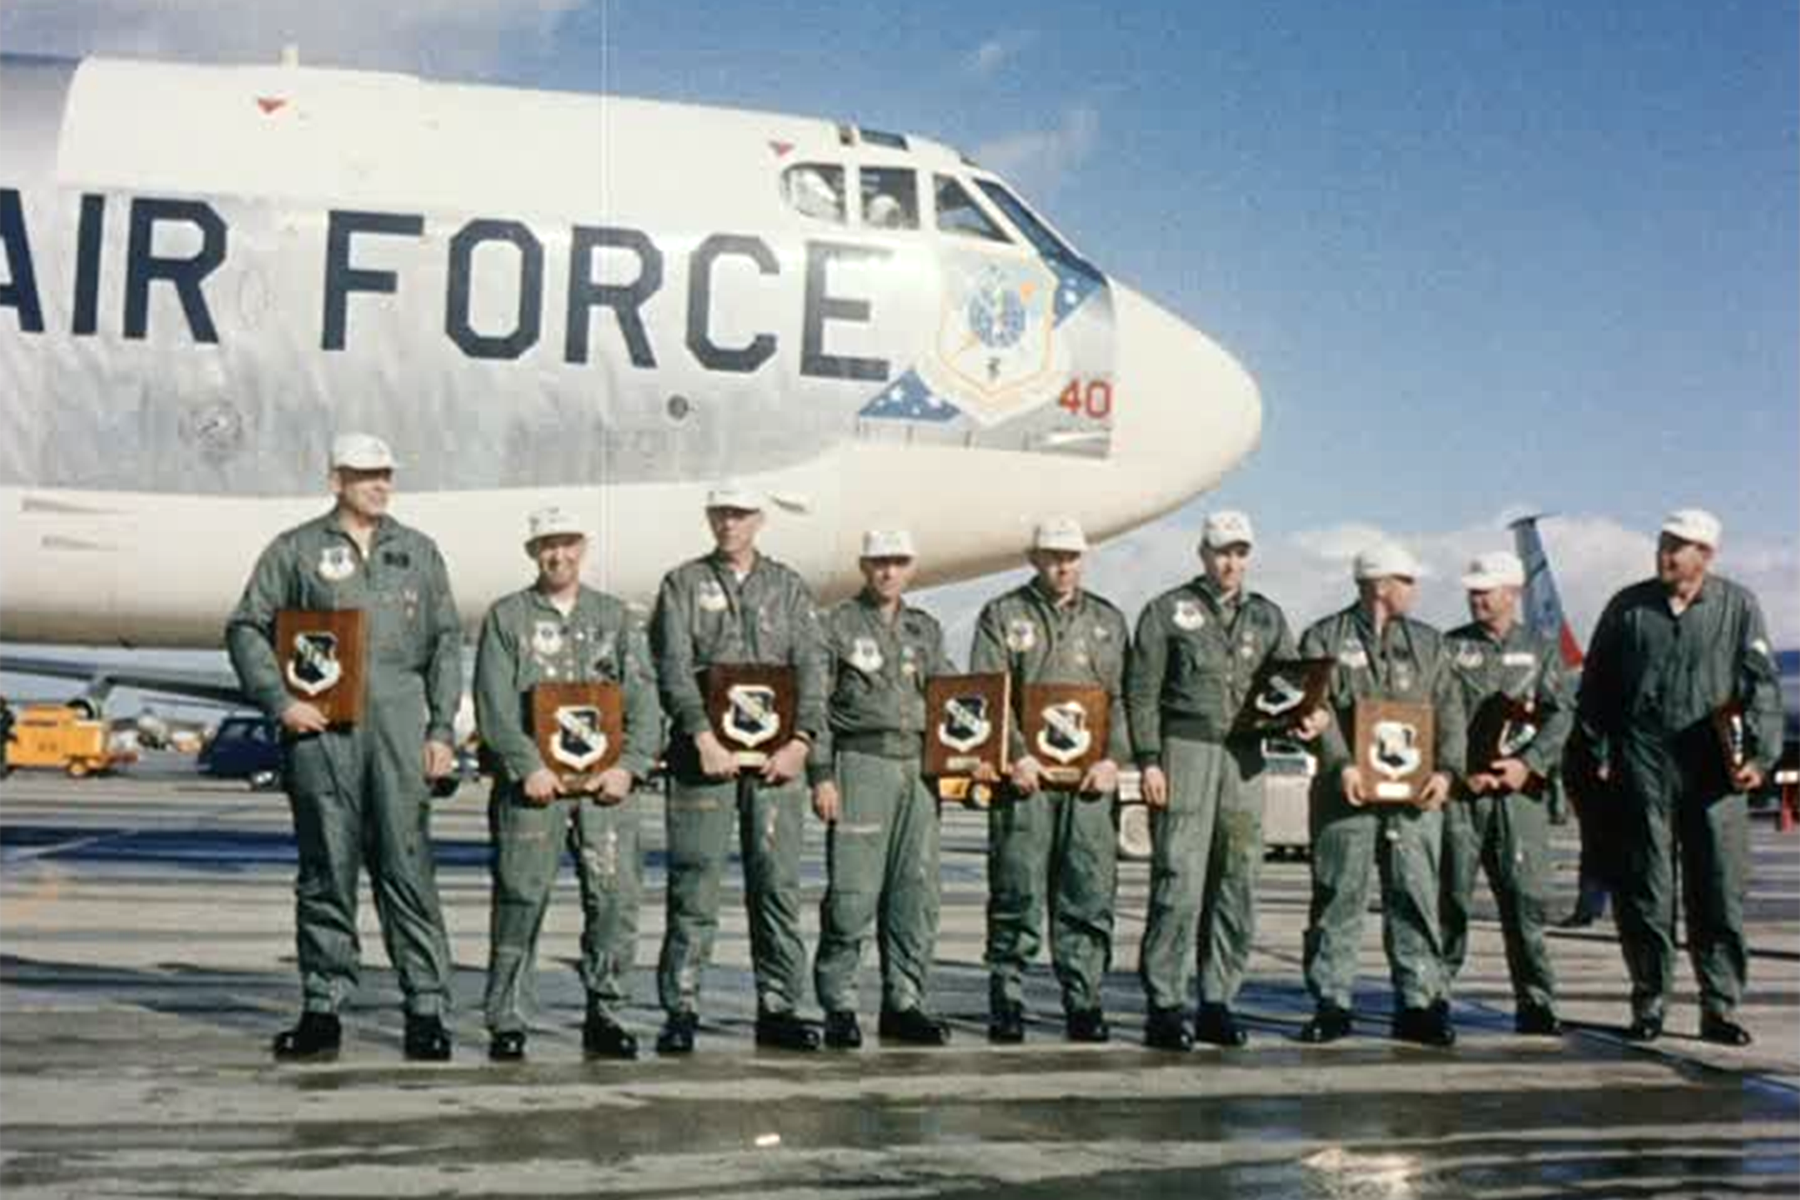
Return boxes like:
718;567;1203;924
1353;541;1427;581
330;433;396;471
1661;507;1722;549
525;505;588;549
1202;510;1256;549
860;528;916;559
1460;550;1525;591
705;483;765;512
1033;516;1089;554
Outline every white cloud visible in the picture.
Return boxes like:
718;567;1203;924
919;508;1800;664
0;0;583;76
965;30;1035;79
973;105;1098;198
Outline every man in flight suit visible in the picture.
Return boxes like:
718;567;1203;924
811;529;955;1048
474;507;663;1061
0;697;14;777
650;485;829;1053
1128;511;1321;1050
1440;551;1573;1036
226;433;464;1062
1577;509;1783;1045
972;518;1131;1044
1297;542;1465;1047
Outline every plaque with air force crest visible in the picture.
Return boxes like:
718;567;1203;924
705;665;797;768
1469;693;1540;770
275;609;367;726
530;681;623;793
1713;700;1748;784
1353;699;1435;803
924;673;1011;791
1233;657;1334;737
1023;683;1110;788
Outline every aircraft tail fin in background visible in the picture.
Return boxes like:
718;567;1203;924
1510;514;1583;668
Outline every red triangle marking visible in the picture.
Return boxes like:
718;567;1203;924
256;97;288;115
768;139;794;157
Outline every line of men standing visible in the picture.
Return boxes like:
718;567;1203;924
227;434;1784;1063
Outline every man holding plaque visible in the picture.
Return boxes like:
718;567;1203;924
810;529;956;1049
1577;509;1783;1046
649;485;829;1053
1127;511;1319;1050
1440;551;1574;1036
473;507;662;1062
226;433;464;1062
1296;542;1465;1047
971;517;1131;1044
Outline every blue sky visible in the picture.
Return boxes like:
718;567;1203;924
565;0;1797;543
3;0;1796;661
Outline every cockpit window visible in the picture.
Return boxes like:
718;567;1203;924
860;128;909;150
976;180;1099;276
935;175;1010;242
860;166;919;230
781;163;846;223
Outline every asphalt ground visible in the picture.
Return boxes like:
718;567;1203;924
2;753;1795;1199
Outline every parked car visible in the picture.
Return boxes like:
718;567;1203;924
198;714;284;789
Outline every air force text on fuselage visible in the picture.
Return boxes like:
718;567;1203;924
0;191;893;380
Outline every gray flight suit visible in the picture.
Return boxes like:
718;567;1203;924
1577;575;1783;1022
1440;620;1574;1010
1299;605;1467;1012
226;512;463;1018
1127;577;1296;1013
473;586;663;1035
810;591;953;1014
971;580;1132;1016
650;552;828;1018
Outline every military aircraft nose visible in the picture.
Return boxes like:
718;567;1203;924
1107;283;1262;517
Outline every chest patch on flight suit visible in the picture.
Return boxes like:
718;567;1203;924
849;636;884;673
1394;665;1414;691
1006;619;1038;652
317;545;356;583
532;619;565;660
697;580;729;613
1455;646;1485;670
383;550;411;569
1173;600;1206;631
1502;651;1536;668
1338;642;1370;670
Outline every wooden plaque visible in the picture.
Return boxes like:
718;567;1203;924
705;664;797;767
925;672;1011;779
1233;657;1335;737
531;681;624;791
1022;683;1111;788
1468;692;1540;772
1353;698;1435;803
1714;702;1747;778
275;608;366;726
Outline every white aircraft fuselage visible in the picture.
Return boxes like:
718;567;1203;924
0;54;1261;647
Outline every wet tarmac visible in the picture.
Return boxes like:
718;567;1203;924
2;754;1796;1198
